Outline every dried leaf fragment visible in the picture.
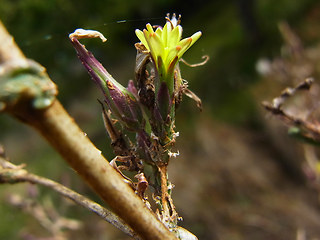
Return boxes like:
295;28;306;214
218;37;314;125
69;28;107;42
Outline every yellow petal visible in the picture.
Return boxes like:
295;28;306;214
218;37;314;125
168;25;182;47
176;37;192;58
135;29;149;50
189;31;202;46
146;23;154;34
162;22;169;46
145;31;164;64
155;27;162;38
176;31;202;58
165;46;180;68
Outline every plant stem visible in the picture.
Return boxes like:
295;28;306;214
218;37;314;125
159;164;170;221
0;20;177;240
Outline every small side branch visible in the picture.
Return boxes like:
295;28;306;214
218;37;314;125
262;78;320;142
265;78;314;109
0;155;140;239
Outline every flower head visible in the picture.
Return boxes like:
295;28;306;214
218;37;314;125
135;14;201;92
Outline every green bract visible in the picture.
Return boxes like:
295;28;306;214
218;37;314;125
135;18;201;93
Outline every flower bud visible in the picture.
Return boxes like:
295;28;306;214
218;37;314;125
70;36;144;131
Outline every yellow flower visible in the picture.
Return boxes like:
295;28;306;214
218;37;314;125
135;16;201;92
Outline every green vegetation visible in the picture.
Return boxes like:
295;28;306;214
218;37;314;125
1;1;320;239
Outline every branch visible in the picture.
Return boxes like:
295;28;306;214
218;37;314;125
0;154;139;239
0;20;177;240
262;78;320;142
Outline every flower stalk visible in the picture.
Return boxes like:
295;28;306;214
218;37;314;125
69;14;202;238
135;14;201;146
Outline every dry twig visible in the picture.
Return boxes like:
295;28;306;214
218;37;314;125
262;78;320;142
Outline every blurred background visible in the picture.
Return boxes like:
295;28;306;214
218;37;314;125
1;0;320;239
